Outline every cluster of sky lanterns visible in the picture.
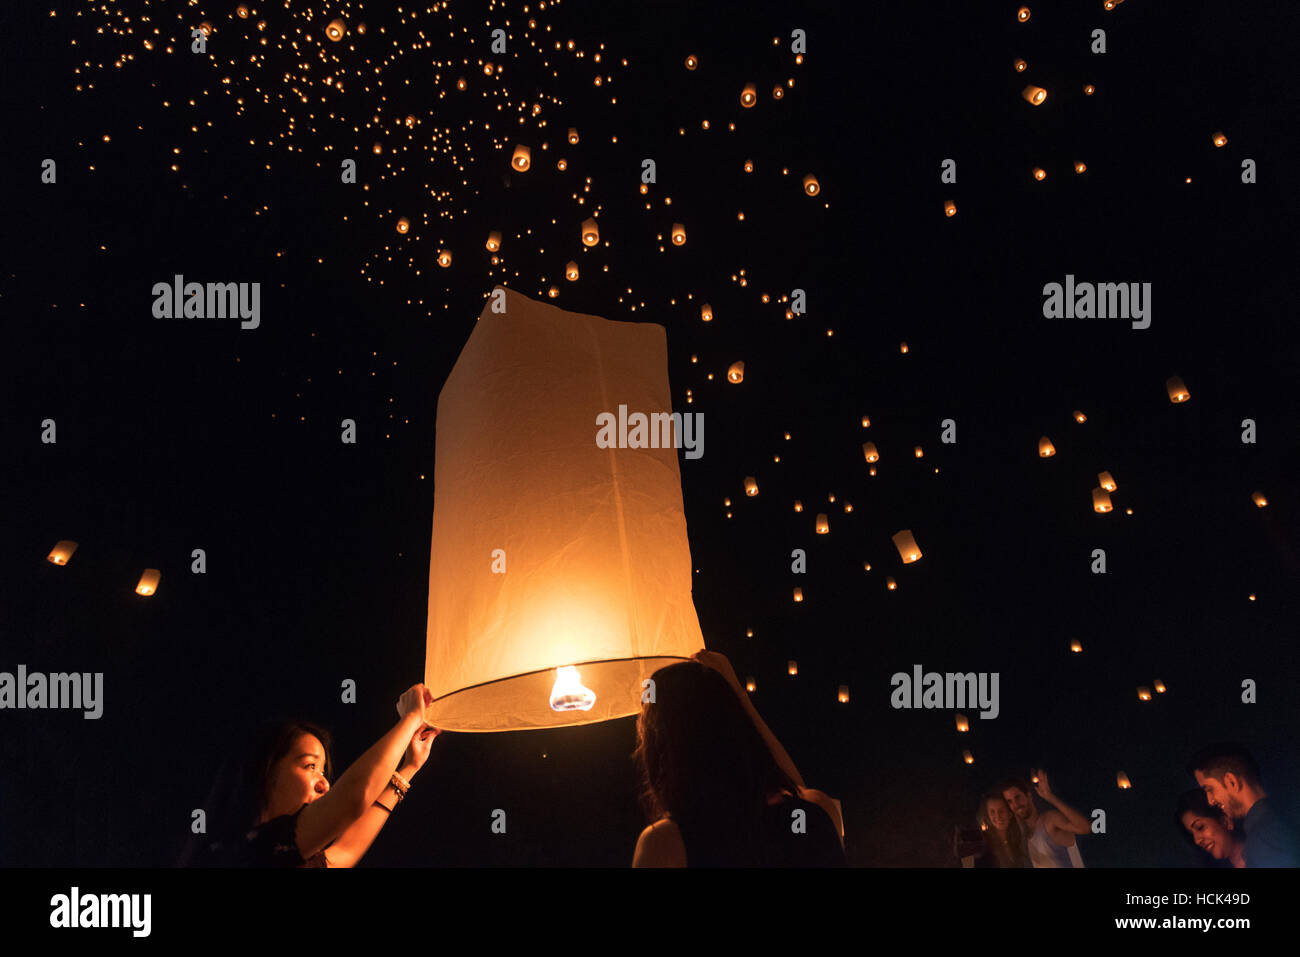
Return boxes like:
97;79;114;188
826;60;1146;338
46;541;161;596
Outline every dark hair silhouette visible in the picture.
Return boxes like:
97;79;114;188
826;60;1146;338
997;777;1034;798
1186;743;1262;789
632;660;802;861
177;718;333;867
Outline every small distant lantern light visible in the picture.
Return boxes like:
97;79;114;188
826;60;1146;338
794;500;803;512
843;502;853;513
746;628;754;637
745;677;756;693
1092;488;1113;513
892;530;922;564
793;587;803;602
568;127;579;144
900;342;909;353
396;217;410;234
727;362;745;383
740;84;757;108
1014;58;1027;72
885;577;897;591
863;442;879;463
581;218;600;246
565;261;579;281
1098;471;1117;492
1074;410;1087;423
802;174;819;196
1038;436;1055;457
914;446;924;458
838;686;850;704
1154;680;1167;694
772;85;784;100
1017;6;1031;22
1022;85;1047;106
1070;640;1083;653
1033;167;1047;181
944;200;956;217
815;514;829;535
963;750;975;765
326;18;346;41
685;54;698;71
1117;772;1132;789
861;416;871;428
1166;376;1190;403
956;714;970;733
47;541;78;565
1138;686;1152;701
743;160;754;173
700;303;713;322
744;476;758;497
438;250;452;268
1083;84;1096;95
788;661;798;676
671;223;686;245
1074;161;1087;174
136;568;161;596
1213;132;1227;148
512;144;531;171
1252;491;1268;508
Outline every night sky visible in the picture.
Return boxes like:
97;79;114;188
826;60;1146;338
3;0;1298;869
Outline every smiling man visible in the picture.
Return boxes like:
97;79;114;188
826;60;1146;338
1187;743;1300;868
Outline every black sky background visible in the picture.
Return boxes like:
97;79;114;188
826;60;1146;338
2;0;1298;867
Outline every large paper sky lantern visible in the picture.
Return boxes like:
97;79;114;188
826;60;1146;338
423;288;706;732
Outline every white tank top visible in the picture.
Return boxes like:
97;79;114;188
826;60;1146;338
1027;816;1084;868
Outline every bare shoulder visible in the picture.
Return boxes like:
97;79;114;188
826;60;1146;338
633;817;687;867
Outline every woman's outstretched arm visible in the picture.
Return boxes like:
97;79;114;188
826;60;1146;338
295;684;432;859
694;651;806;789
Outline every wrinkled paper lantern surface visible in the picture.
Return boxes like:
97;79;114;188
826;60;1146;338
424;288;705;731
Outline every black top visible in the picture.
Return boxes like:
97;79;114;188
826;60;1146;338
673;793;846;867
204;804;328;868
1243;797;1300;868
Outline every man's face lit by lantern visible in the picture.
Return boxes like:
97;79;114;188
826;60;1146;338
1194;771;1246;819
1002;786;1033;821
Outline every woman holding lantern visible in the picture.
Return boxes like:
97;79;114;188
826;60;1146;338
631;650;846;866
182;683;438;867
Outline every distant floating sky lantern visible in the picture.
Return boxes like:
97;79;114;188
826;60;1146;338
900;342;909;354
843;502;853;513
1104;0;1123;9
885;577;897;591
794;500;803;512
47;541;78;565
956;713;970;733
743;160;754;173
437;250;452;268
1098;471;1117;492
744;476;758;497
671;223;686;245
746;628;754;637
727;361;745;383
745;677;756;693
700;303;713;322
547;287;559;299
1213;132;1227;147
1154;680;1167;694
423;289;705;731
914;446;924;458
1137;686;1152;701
1074;162;1087;174
372;142;382;155
396;217;410;234
685;54;698;70
581;218;600;246
1117;772;1132;789
1038;436;1055;457
816;514;830;535
1022;85;1047;106
1252;491;1268;508
838;686;850;704
723;498;732;507
1083;83;1095;95
892;529;922;564
1017;6;1031;21
861;416;871;428
568;127;579;144
740;83;757;108
1014;58;1027;72
1074;410;1087;423
1070;640;1083;653
1092;488;1113;513
944;200;956;217
136;568;160;596
565;261;579;281
511;144;531;171
486;231;501;252
788;661;798;676
963;750;975;765
802;174;820;196
1032;167;1047;181
863;442;879;463
793;587;804;603
1166;376;1190;403
326;18;346;41
772;85;784;100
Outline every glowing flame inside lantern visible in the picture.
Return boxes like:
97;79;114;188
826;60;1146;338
549;666;596;713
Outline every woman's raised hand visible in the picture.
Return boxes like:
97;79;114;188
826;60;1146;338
396;683;433;721
693;649;742;691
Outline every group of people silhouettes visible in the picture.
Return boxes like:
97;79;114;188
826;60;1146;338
181;650;846;867
967;744;1300;868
